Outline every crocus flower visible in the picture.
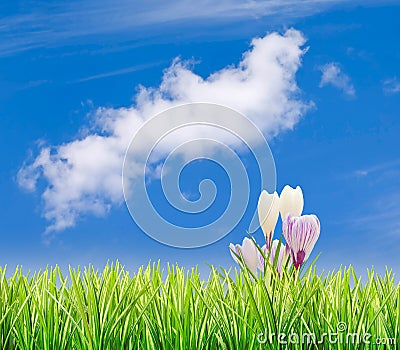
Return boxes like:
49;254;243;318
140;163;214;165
229;237;259;274
283;214;320;269
279;185;304;221
258;239;291;276
258;190;280;249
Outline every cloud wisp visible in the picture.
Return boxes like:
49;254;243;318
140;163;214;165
318;62;355;97
18;29;312;235
72;62;165;83
383;77;400;95
354;159;400;178
0;0;386;57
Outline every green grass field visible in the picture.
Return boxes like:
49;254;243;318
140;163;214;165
0;261;398;349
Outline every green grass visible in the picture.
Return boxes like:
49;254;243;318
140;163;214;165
0;261;398;349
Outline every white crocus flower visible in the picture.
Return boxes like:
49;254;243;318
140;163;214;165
257;190;280;249
279;185;304;221
229;237;259;274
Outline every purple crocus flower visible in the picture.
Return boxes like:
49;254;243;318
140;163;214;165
229;237;259;274
258;239;291;276
283;214;320;269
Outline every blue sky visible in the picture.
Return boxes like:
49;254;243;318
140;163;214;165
1;1;399;276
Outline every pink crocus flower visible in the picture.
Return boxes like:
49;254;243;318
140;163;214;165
283;214;320;269
258;239;291;276
229;237;259;274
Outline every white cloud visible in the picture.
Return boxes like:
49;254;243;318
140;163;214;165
319;62;355;96
18;29;311;234
383;77;400;95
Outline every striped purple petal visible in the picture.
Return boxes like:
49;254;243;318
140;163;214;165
283;214;320;269
258;240;291;276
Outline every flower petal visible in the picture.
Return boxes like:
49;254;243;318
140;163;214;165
270;239;291;275
283;214;320;269
258;190;280;248
241;237;259;274
229;238;259;274
229;243;239;264
279;185;304;221
257;244;268;271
